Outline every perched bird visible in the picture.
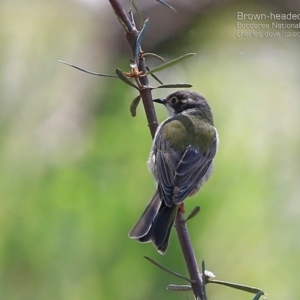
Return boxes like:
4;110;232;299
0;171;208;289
129;90;218;254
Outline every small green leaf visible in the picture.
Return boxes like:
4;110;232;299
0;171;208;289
146;66;164;85
208;279;264;295
130;95;141;117
135;18;149;63
129;0;144;27
157;0;176;12
150;73;164;85
167;284;192;292
128;9;135;28
153;83;193;89
143;53;165;62
144;256;192;283
115;68;139;90
143;53;196;76
117;16;129;31
58;60;117;78
185;206;201;223
253;291;266;300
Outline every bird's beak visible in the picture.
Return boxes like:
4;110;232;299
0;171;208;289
153;98;166;105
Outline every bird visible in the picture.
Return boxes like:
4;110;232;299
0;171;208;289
129;90;219;254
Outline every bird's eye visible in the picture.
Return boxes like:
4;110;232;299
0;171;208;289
170;97;179;104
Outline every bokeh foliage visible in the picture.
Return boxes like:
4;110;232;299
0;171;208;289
0;0;300;299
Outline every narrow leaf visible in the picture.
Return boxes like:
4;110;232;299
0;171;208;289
143;53;165;62
129;0;144;27
144;256;192;283
185;206;200;222
130;95;141;117
146;66;164;85
128;9;135;28
253;291;266;300
153;83;193;89
115;68;139;90
135;18;149;63
117;16;129;31
208;280;264;295
150;73;164;85
167;284;192;292
143;53;196;76
157;0;176;12
58;60;117;78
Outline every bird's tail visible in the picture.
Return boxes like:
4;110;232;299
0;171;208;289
129;189;178;254
128;189;161;239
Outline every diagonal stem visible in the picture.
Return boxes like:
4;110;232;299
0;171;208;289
175;210;205;300
108;0;204;299
108;0;134;32
108;0;159;138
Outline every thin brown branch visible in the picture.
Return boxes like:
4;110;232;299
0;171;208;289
108;0;158;138
108;0;134;32
175;210;205;299
108;0;205;299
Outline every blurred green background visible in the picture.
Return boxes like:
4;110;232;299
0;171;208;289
1;0;300;299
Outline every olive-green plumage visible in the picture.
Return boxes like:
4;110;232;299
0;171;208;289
129;90;218;254
162;115;215;152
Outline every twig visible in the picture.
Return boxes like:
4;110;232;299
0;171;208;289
108;0;158;138
108;0;205;299
175;210;205;299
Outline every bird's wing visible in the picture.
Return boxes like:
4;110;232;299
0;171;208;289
155;123;218;206
155;146;180;207
172;140;217;204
